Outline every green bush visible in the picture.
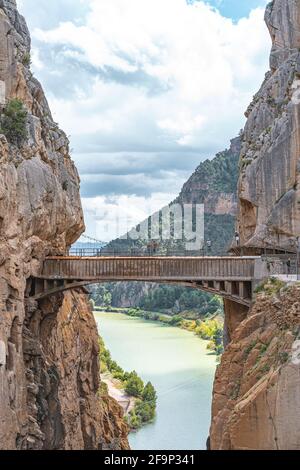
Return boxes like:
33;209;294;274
254;277;285;295
127;410;142;429
135;400;156;423
125;371;144;397
168;315;183;326
99;336;158;430
0;99;28;145
22;52;31;67
142;382;157;403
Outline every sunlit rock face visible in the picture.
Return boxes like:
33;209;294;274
210;284;300;450
236;0;300;251
0;0;129;449
210;0;300;451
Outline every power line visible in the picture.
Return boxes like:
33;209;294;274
81;234;107;245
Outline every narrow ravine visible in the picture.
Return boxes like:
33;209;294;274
95;311;217;450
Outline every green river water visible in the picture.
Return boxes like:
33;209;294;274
94;312;217;450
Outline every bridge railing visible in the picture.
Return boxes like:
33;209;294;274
68;248;226;257
262;256;298;276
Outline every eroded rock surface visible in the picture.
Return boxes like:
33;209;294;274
211;0;300;450
210;284;300;450
237;0;300;251
0;0;129;450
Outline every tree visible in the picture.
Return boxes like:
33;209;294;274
128;409;142;429
0;99;28;145
142;382;157;403
125;371;144;398
90;285;112;308
103;291;112;308
135;401;155;423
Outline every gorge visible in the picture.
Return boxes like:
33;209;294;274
0;0;300;452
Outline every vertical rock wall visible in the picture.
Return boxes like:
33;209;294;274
237;0;300;251
210;0;300;450
0;0;129;449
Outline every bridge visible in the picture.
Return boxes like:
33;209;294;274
29;256;274;307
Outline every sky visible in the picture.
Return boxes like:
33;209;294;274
17;0;270;242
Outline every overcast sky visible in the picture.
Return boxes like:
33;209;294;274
18;0;270;242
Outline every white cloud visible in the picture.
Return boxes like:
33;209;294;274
82;192;177;242
20;0;271;239
32;0;270;151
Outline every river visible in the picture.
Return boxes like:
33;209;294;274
94;312;216;450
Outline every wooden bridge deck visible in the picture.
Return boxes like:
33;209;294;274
41;256;262;281
29;256;270;307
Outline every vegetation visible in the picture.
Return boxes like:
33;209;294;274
91;285;112;309
254;277;285;295
180;317;224;356
125;371;144;397
22;52;31;67
99;337;157;430
93;141;240;316
89;282;223;318
0;99;28;145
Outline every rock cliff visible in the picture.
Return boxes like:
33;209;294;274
210;0;300;450
210;282;300;450
0;0;129;450
237;0;300;252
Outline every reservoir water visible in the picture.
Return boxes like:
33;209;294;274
95;312;216;450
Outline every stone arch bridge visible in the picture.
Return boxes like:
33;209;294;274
29;256;271;308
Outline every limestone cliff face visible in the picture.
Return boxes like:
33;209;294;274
210;0;300;450
0;0;129;450
24;291;129;450
237;0;300;251
210;284;300;450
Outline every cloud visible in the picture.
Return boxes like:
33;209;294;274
82;193;178;241
18;0;271;239
80;170;188;198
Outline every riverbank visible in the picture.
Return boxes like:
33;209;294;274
95;305;224;356
94;311;217;450
101;372;136;414
99;335;158;430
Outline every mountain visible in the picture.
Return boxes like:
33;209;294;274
98;137;240;315
106;136;240;256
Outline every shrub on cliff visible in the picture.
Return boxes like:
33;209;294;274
0;99;28;145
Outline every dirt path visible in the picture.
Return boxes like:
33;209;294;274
101;373;135;413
